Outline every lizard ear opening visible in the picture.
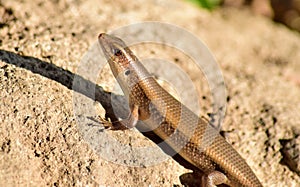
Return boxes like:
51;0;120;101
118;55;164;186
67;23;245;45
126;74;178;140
124;69;131;76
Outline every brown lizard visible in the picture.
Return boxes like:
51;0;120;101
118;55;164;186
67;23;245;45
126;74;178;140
98;33;262;187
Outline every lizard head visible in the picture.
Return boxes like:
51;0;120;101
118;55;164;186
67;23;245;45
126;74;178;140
98;33;139;95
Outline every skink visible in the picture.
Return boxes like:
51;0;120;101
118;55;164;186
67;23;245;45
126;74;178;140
98;33;262;187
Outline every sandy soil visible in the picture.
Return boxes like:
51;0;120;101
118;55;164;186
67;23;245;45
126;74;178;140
1;0;300;186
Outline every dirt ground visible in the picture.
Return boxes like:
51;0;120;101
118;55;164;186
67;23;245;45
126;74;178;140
1;0;300;186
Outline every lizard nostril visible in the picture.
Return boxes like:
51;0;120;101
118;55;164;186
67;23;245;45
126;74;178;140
98;33;105;38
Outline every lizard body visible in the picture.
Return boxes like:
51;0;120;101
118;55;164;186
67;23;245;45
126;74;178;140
98;33;262;187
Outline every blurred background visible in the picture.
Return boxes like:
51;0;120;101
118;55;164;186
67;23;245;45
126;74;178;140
189;0;300;32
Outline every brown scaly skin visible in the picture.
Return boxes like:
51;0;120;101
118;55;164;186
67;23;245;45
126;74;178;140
98;33;262;187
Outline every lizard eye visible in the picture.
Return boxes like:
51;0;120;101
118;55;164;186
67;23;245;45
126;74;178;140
124;69;131;76
113;48;122;56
